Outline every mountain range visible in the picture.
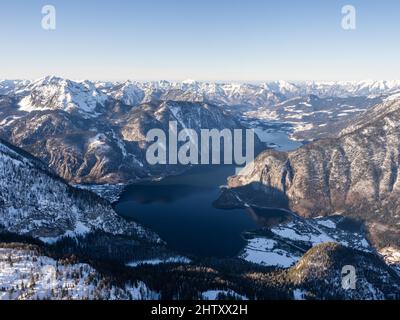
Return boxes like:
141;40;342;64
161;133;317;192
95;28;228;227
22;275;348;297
3;77;400;110
1;76;399;184
1;76;400;300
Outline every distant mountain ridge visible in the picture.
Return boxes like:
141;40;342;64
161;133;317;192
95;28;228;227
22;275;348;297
2;77;400;112
244;94;384;140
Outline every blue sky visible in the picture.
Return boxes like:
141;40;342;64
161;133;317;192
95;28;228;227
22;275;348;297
0;0;399;81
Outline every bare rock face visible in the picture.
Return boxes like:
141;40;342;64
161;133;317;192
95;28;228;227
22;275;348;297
0;93;247;184
228;99;400;249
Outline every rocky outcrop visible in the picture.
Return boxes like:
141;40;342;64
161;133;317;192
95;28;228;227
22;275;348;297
228;99;400;249
1;95;251;184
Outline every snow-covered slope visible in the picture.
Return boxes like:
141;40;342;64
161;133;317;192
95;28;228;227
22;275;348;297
97;79;400;108
0;80;30;96
285;243;400;300
17;76;107;117
299;80;400;98
97;81;145;106
239;215;372;268
5;77;400;112
226;98;400;250
244;94;383;140
239;242;400;300
0;243;159;300
0;98;248;184
0;139;158;243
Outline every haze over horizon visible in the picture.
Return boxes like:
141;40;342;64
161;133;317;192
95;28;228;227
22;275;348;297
3;76;400;85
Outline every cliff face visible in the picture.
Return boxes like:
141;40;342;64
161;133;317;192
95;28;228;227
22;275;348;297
0;97;247;184
228;99;400;249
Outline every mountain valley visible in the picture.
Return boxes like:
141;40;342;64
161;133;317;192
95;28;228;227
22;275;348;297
0;77;400;300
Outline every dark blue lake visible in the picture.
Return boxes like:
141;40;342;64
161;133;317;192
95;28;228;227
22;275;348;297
114;129;299;258
115;166;261;257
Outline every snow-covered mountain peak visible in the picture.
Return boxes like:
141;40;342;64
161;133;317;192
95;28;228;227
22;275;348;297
18;76;108;116
263;80;300;95
35;75;65;86
0;79;31;95
101;80;144;106
3;76;400;113
182;79;198;85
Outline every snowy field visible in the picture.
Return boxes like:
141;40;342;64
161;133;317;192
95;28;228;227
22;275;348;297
240;216;374;268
